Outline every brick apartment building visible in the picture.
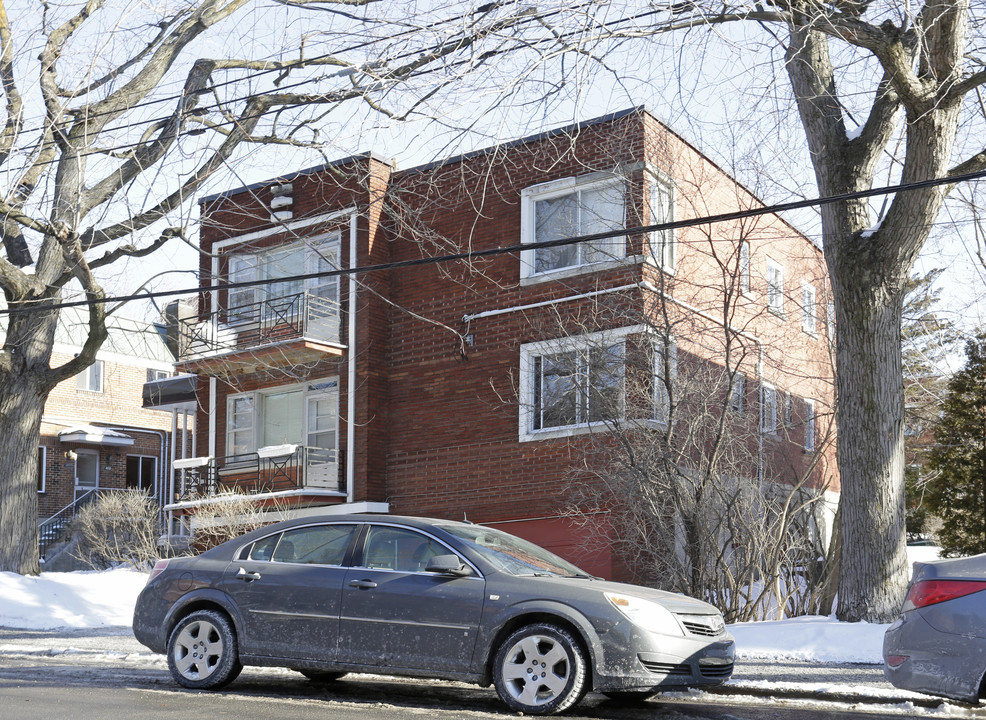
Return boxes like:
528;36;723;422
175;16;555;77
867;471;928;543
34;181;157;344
165;107;839;579
37;307;182;551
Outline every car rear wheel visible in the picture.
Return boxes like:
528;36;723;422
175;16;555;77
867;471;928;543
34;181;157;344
167;610;242;689
493;623;588;715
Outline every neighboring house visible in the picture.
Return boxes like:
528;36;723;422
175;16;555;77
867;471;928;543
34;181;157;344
37;307;182;555
167;107;839;579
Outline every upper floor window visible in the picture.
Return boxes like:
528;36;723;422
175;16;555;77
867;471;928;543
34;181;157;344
761;383;778;434
520;332;627;439
804;399;817;451
767;259;784;315
653;337;677;424
76;360;103;393
146;368;170;382
802;283;817;334
729;374;746;413
649;177;675;271
739;241;751;295
224;234;340;318
521;175;625;280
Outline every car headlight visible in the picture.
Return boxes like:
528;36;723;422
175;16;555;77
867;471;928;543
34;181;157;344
605;592;683;636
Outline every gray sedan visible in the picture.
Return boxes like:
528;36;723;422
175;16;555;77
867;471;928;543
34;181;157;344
884;553;986;702
133;514;733;715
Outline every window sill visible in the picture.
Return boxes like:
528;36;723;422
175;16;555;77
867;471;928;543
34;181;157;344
520;255;641;286
768;307;786;320
520;415;672;442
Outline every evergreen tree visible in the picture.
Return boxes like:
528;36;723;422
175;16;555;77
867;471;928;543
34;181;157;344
926;335;986;557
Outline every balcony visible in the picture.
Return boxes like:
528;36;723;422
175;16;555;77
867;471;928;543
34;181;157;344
167;444;345;511
175;291;345;377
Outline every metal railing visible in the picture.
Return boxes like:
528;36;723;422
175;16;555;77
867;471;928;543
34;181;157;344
173;445;342;502
178;291;342;359
38;488;130;560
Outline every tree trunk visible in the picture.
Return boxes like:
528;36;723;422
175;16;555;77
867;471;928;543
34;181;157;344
0;373;49;574
831;276;909;621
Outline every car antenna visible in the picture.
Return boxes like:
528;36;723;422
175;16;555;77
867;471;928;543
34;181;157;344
463;512;473;524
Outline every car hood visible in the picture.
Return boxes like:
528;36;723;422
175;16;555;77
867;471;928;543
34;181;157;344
494;573;722;615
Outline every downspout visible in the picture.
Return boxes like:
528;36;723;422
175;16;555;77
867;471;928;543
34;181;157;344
347;211;358;503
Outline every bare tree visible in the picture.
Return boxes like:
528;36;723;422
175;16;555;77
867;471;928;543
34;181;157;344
0;0;571;574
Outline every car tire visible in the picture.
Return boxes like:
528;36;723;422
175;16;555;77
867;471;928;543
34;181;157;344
493;622;588;715
167;609;243;689
296;669;347;683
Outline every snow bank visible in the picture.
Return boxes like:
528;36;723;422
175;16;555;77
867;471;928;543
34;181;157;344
731;615;886;663
0;567;147;629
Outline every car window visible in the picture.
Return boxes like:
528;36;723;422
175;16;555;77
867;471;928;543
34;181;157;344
272;524;356;565
361;526;448;573
248;533;280;562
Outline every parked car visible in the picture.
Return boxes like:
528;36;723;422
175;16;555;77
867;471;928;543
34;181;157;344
133;514;733;715
884;553;986;702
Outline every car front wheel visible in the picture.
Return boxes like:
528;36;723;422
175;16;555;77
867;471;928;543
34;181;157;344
493;623;588;715
167;610;243;689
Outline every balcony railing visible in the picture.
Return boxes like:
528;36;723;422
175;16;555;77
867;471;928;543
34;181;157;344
178;291;342;360
171;444;342;504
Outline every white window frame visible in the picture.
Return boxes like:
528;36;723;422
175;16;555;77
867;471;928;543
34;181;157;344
804;398;816;451
653;336;677;424
224;233;341;317
225;378;339;458
767;259;784;315
761;383;778;434
520;174;626;282
76;359;104;393
802;283;817;335
648;173;675;272
519;327;640;441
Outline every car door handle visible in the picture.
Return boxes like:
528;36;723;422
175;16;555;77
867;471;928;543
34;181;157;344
237;567;262;582
348;579;377;589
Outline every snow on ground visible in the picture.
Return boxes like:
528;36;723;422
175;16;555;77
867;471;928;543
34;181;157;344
0;567;147;630
0;545;944;663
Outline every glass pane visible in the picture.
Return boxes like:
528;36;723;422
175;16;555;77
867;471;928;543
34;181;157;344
277;524;355;565
588;344;623;422
265;245;305;299
534;193;579;272
538;351;578;428
582;183;625;264
307;395;337;450
362;526;447;573
75;453;98;487
263;390;303;445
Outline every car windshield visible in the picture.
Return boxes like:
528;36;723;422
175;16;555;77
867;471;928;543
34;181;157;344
440;524;589;577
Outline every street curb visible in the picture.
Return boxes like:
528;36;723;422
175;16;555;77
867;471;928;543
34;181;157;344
709;682;948;709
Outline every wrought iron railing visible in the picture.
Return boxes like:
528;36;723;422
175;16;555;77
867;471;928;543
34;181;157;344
178;291;342;359
171;445;342;503
38;488;133;561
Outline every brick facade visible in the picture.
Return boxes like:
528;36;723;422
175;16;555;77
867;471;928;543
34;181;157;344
188;108;839;578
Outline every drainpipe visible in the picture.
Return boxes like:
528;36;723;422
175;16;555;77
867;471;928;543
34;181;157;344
347;211;357;504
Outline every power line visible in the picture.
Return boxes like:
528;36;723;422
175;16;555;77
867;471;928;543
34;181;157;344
4;164;984;316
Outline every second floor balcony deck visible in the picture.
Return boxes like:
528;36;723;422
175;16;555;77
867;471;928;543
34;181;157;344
175;291;345;377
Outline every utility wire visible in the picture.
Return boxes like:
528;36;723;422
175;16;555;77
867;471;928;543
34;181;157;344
3;164;985;316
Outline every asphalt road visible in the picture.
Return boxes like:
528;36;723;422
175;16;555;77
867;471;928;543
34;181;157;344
0;627;970;720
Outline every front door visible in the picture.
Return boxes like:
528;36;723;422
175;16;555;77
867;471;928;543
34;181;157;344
338;525;485;672
74;450;99;503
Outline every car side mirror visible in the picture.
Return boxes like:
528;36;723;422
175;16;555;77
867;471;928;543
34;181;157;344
426;554;472;577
